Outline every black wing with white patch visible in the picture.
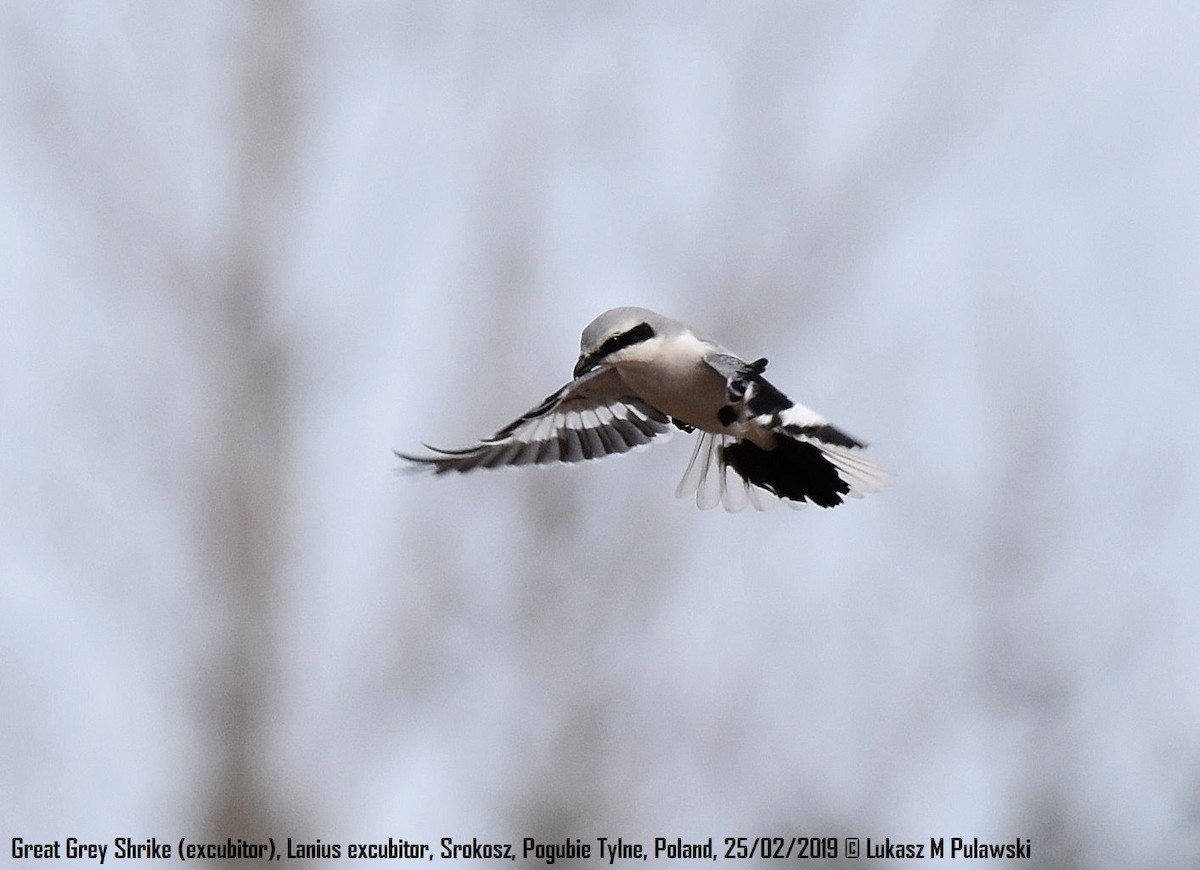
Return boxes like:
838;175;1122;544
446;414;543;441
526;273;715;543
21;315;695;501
396;367;672;474
696;350;891;508
703;351;864;446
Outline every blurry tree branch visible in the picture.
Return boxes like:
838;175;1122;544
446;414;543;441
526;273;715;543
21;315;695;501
190;2;308;855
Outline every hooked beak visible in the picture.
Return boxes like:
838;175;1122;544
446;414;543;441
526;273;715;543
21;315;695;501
573;352;600;379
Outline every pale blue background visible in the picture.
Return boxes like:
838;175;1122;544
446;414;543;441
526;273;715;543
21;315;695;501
3;3;1199;867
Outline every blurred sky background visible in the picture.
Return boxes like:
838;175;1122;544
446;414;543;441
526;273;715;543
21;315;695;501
3;3;1200;868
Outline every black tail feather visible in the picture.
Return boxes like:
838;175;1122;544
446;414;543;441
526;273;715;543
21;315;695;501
722;437;850;508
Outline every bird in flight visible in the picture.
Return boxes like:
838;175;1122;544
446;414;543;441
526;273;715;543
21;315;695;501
397;307;891;511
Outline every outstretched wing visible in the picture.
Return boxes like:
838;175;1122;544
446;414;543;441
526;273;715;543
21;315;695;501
702;351;861;442
688;350;891;509
396;366;673;474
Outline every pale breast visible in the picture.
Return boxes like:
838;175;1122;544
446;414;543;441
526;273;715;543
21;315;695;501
614;334;731;433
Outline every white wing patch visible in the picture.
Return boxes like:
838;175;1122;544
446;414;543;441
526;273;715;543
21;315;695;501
397;373;673;474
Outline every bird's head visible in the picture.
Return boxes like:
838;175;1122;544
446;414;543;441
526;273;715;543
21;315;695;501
574;307;661;378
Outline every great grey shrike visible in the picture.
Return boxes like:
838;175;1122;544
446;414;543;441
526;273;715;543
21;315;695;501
397;307;891;511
